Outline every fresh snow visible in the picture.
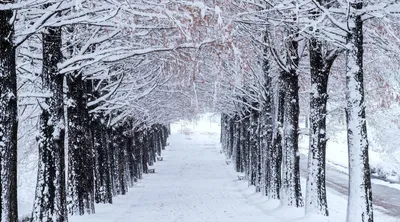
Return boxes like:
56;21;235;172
70;116;278;222
299;129;400;183
63;114;399;222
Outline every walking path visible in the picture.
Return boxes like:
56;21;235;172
70;120;399;222
71;130;279;222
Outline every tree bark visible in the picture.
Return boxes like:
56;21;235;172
233;116;242;172
31;26;67;222
305;37;339;216
239;117;247;175
280;37;303;207
261;47;273;196
114;126;127;195
94;122;112;204
267;81;284;199
126;129;136;188
142;131;149;174
67;73;95;215
249;106;259;187
133;130;144;180
0;5;18;222
345;2;373;221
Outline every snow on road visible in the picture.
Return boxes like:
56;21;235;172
71;124;279;222
70;116;400;222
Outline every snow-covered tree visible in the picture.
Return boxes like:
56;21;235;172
0;3;18;221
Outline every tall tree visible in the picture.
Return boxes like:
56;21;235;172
93;121;112;204
66;72;95;215
306;36;340;217
31;26;67;222
261;33;274;197
260;33;280;197
305;0;342;216
345;1;373;221
0;3;18;221
280;35;303;207
249;104;260;187
133;129;144;180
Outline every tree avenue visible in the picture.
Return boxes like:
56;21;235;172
0;0;399;221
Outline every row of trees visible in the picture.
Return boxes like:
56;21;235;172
214;1;400;222
1;0;400;221
33;123;169;221
1;0;219;221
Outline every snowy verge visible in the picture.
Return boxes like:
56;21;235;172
223;146;399;222
298;131;400;185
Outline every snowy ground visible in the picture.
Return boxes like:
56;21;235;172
68;113;399;222
299;125;400;183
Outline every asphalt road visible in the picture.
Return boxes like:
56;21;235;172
300;154;400;218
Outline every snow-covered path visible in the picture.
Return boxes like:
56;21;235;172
71;128;279;222
70;117;399;222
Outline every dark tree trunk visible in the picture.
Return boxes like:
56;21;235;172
67;73;95;215
31;26;67;222
87;78;113;204
261;48;273;197
267;83;284;199
126;130;136;187
0;5;18;222
256;118;263;192
133;130;144;180
243;115;251;180
224;117;235;159
228;117;234;159
155;127;162;156
161;125;167;149
239;117;247;175
110;128;120;196
142;131;149;174
279;36;303;207
114;126;127;195
249;106;259;187
108;128;117;197
345;2;373;221
94;122;112;204
305;36;339;215
234;116;242;172
221;114;226;152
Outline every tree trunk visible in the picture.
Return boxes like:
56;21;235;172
67;73;95;215
267;82;284;199
280;37;303;207
115;126;127;195
155;127;162;157
249;107;259;187
126;130;136;187
133;130;144;180
94;122;112;204
239;117;247;174
241;115;250;179
234;116;242;172
345;2;373;221
305;37;332;216
261;48;273;197
31;26;67;222
228;117;235;159
142;131;149;174
108;129;117;196
0;6;18;222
